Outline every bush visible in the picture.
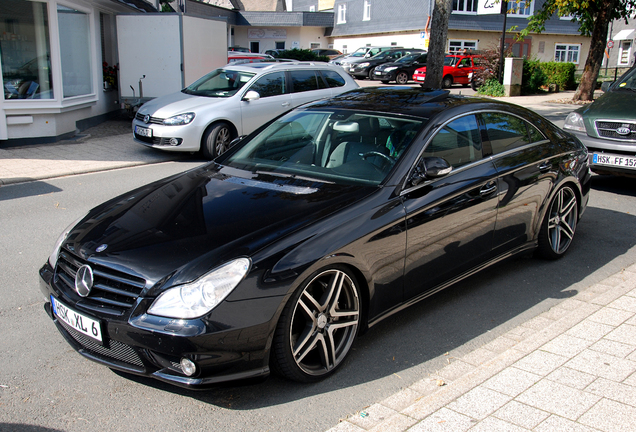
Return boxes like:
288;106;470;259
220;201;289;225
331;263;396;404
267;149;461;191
522;58;547;94
539;62;576;90
477;78;506;97
276;49;329;62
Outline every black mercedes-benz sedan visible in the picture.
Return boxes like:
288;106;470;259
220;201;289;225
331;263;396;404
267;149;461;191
40;87;591;388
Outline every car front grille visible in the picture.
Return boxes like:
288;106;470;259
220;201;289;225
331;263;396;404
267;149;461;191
58;319;144;367
595;120;636;142
135;112;163;125
55;248;146;316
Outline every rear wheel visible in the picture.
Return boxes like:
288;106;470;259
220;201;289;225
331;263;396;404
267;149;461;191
202;122;233;160
536;186;578;259
271;267;361;382
368;67;376;80
442;75;453;88
395;72;409;84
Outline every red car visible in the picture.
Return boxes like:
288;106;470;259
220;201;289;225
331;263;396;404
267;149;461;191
412;53;482;88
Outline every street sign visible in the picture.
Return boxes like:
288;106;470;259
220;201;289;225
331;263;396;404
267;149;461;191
607;40;614;49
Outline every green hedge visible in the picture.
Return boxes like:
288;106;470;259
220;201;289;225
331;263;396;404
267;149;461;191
275;48;329;62
539;62;576;90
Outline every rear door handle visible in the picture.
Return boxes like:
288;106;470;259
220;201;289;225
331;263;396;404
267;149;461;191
480;182;497;196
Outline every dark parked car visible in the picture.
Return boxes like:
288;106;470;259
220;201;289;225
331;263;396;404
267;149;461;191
311;48;342;59
373;52;428;84
347;48;425;80
40;87;590;388
563;65;636;178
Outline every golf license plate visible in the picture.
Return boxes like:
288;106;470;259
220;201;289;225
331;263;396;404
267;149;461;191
51;295;103;343
416;76;425;81
592;153;636;169
135;125;152;138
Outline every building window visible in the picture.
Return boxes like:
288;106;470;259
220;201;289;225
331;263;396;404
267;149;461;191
449;40;477;52
618;40;633;66
507;0;532;16
58;5;93;98
452;0;477;14
555;44;580;64
363;0;371;20
337;4;346;24
309;5;315;12
275;41;285;49
1;0;53;99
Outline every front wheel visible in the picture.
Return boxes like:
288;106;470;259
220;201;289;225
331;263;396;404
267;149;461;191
270;267;361;382
442;75;453;88
395;72;409;84
368;67;376;80
202;122;233;160
536;186;578;259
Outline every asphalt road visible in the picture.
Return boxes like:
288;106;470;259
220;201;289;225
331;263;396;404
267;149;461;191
1;140;635;431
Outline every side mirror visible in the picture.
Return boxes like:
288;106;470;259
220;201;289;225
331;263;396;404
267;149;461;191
229;136;246;148
410;157;452;186
600;81;614;92
242;90;260;101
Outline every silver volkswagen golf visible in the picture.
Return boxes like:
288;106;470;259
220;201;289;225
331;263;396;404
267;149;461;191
132;62;358;159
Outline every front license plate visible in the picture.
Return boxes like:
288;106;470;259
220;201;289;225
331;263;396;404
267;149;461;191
349;68;356;72
374;71;382;75
51;295;103;343
416;76;425;81
135;125;152;138
592;153;636;169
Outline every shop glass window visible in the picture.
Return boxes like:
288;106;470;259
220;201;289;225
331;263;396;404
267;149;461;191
1;0;53;99
57;5;92;97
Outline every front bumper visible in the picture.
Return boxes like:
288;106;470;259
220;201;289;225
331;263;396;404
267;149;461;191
568;129;636;176
347;65;372;78
373;70;395;81
132;118;203;153
39;262;277;389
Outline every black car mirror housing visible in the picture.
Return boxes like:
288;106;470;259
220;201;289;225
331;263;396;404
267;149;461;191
410;157;452;186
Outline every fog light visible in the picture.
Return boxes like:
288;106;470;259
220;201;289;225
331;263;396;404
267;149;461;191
180;358;197;376
169;138;181;146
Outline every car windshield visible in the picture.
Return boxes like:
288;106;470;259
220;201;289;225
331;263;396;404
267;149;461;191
182;69;256;97
397;53;420;64
350;48;368;57
615;68;636;91
222;109;426;186
444;56;460;67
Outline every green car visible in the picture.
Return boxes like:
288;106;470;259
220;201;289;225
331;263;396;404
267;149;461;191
563;65;636;177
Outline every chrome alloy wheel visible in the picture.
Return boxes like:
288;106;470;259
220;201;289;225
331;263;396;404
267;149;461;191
289;269;360;377
547;186;578;255
215;126;231;157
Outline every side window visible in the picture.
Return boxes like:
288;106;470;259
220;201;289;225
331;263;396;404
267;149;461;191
423;115;482;168
481;113;533;154
248;72;286;98
289;70;321;93
528;123;545;142
320;70;346;88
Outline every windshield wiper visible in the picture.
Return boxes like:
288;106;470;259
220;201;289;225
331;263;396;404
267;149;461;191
255;170;334;184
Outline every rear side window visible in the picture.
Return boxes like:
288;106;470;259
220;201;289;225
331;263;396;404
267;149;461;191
248;72;286;98
320;70;346;87
289;70;325;93
482;112;537;154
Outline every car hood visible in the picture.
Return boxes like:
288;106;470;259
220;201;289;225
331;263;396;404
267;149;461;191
376;61;410;70
63;164;373;294
577;90;636;120
138;91;227;117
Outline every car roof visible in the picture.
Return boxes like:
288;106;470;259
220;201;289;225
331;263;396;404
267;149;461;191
226;62;346;72
303;87;518;118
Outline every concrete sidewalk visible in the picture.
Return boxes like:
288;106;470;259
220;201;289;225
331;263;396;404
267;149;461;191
328;264;636;432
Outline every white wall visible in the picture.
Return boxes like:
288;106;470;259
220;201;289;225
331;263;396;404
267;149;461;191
116;14;183;99
182;16;227;86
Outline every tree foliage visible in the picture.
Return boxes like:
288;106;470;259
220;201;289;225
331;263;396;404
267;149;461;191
523;0;636;101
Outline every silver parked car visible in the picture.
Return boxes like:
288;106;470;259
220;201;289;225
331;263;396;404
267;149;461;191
132;62;358;159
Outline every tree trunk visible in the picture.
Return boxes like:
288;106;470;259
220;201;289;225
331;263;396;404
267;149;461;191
424;0;453;88
573;1;617;101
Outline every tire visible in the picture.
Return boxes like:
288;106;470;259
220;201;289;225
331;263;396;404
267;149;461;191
270;267;361;382
471;79;481;91
368;67;376;80
202;122;233;160
536;186;578;259
442;75;453;88
380;80;390;84
395;72;409;84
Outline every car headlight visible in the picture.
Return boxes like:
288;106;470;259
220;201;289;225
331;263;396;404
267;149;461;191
147;258;251;319
384;67;398;72
358;62;370;68
48;213;88;268
162;112;195;126
563;112;586;133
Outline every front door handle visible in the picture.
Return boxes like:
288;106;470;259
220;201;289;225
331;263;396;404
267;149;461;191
282;102;290;107
480;182;497;196
538;162;552;172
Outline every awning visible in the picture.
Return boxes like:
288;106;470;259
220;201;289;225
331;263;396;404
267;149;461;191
613;29;635;40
